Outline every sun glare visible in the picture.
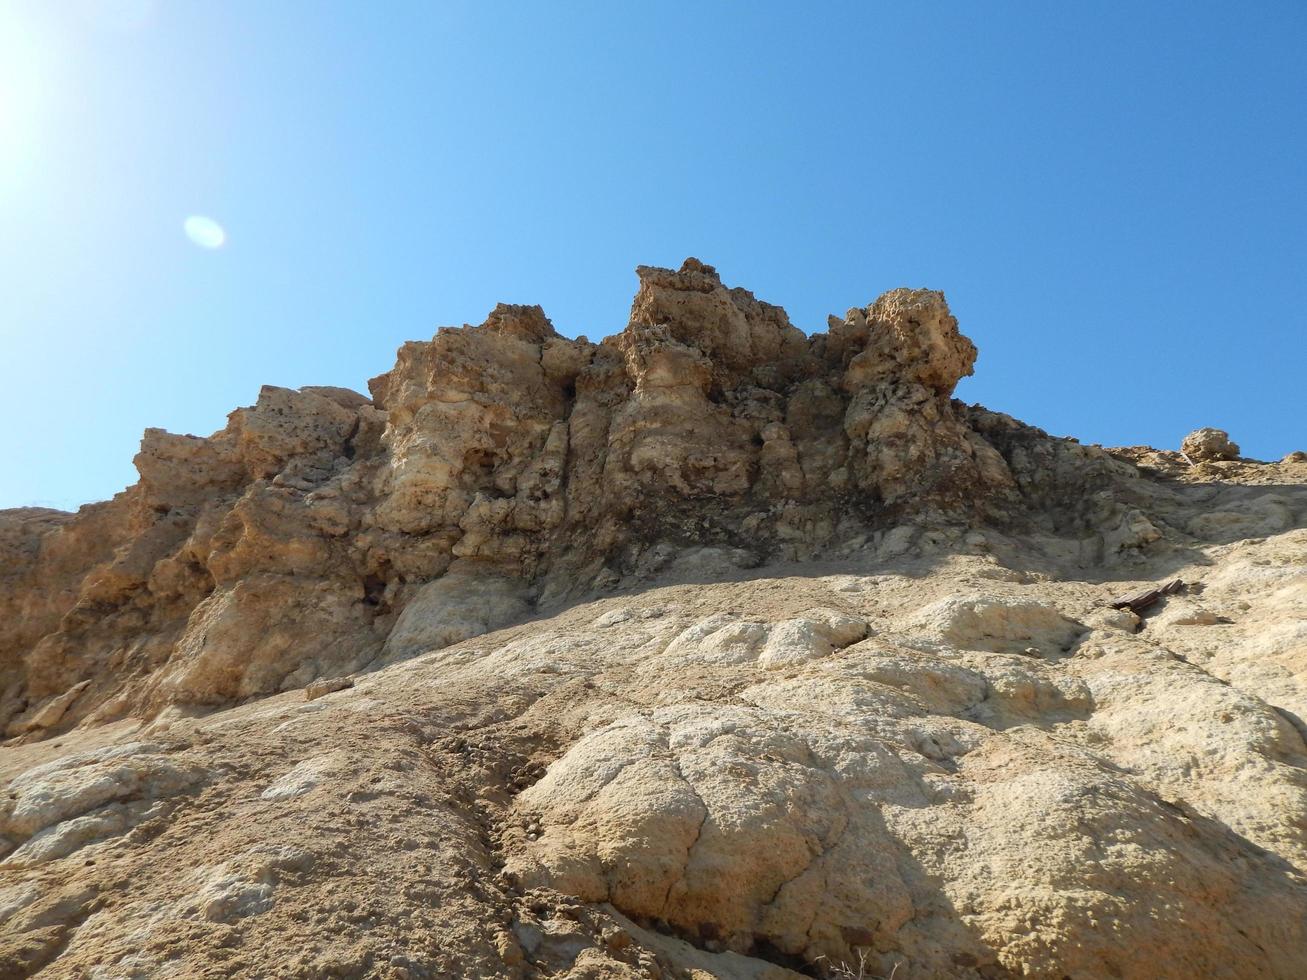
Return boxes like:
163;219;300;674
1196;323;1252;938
0;14;43;195
0;2;80;210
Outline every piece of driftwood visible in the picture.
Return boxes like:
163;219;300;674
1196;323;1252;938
1109;578;1184;615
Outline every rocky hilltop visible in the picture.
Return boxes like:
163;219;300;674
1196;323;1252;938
2;260;1306;979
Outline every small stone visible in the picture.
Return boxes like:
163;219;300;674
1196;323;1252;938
603;927;633;952
1170;608;1225;626
305;677;354;701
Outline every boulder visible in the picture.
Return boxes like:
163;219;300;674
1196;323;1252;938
1182;427;1240;462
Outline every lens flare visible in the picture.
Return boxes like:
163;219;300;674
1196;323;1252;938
184;215;226;249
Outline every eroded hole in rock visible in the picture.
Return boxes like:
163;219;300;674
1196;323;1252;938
362;574;387;608
463;448;499;487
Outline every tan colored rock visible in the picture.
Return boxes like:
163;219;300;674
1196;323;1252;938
840;287;977;395
5;680;90;736
1182;426;1241;462
7;260;1225;736
3;260;1307;977
304;676;354;701
904;594;1085;657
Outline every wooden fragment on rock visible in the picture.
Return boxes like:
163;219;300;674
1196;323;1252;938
1109;579;1184;615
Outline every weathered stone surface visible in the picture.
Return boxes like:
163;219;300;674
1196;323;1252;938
1183;426;1241;462
2;260;1307;978
382;572;532;660
0;259;1064;737
304;676;354;701
904;594;1085;657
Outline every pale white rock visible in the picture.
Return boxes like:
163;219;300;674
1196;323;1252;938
591;608;634;628
757;608;869;668
904;594;1085;657
4;801;149;867
1;742;205;839
661;614;771;666
383;572;531;659
260;755;342;801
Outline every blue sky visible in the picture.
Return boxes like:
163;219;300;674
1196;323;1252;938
2;1;1304;510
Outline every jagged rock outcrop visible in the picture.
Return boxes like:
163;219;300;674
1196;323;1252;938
0;260;1186;739
3;260;1307;979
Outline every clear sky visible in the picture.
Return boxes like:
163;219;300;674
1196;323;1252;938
2;1;1304;510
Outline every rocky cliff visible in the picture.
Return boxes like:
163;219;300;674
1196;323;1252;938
2;260;1305;979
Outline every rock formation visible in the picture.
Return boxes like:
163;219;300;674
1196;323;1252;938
1182;426;1241;462
1;260;1306;978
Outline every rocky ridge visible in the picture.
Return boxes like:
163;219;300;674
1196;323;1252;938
1;260;1306;978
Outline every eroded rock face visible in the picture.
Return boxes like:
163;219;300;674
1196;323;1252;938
2;258;1215;741
3;527;1303;978
0;259;1056;737
4;258;1307;978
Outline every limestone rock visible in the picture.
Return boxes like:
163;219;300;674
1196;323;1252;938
3;259;1307;978
1182;426;1241;462
304;676;354;700
904;594;1085;657
838;287;977;394
2;260;1204;737
382;572;532;660
0;741;208;866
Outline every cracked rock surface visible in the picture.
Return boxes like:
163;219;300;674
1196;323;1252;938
2;259;1307;978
